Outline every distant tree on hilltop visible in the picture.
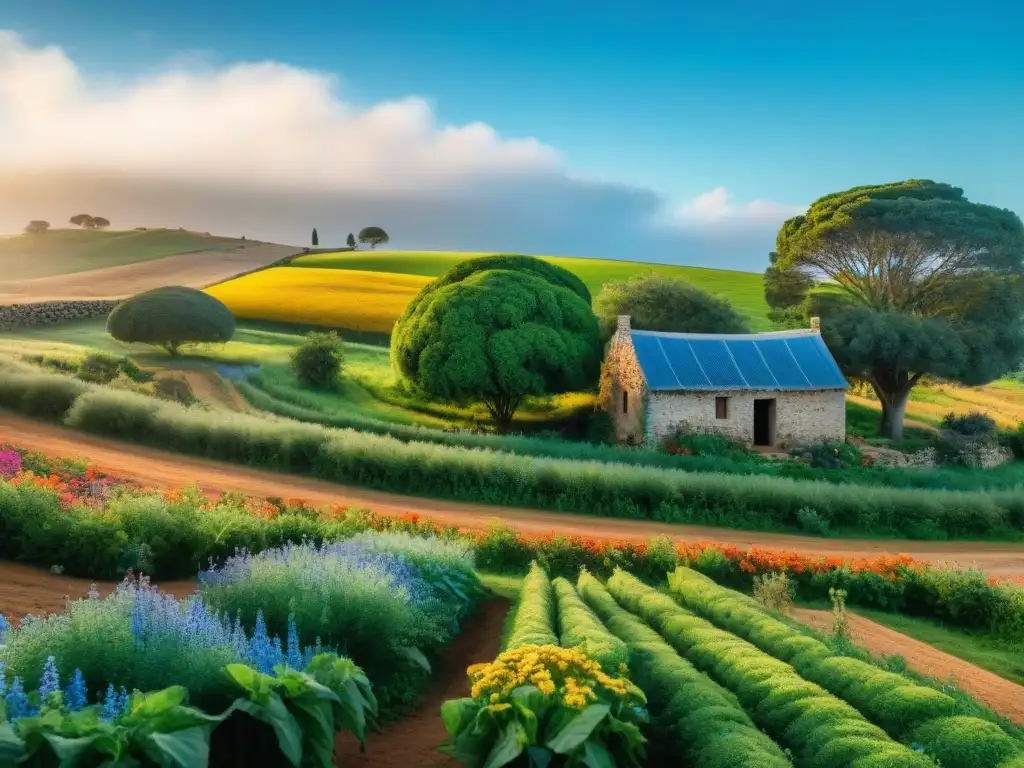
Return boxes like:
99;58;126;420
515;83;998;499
24;220;50;234
70;214;94;228
347;232;356;249
312;228;319;247
358;226;389;249
92;217;110;229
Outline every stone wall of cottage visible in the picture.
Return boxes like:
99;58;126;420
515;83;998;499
604;316;648;444
644;388;846;448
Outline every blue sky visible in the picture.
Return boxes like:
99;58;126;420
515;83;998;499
1;0;1022;269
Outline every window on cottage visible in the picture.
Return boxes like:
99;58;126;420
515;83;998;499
622;390;628;414
715;396;728;419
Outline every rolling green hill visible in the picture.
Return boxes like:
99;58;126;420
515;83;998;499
0;228;256;281
292;250;772;329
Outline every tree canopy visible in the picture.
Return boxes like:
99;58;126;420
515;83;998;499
92;217;110;229
106;286;236;355
346;232;356;249
24;220;50;235
771;179;1024;437
595;272;748;337
357;226;389;248
390;268;601;430
311;228;319;247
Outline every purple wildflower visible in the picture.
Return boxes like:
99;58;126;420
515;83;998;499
4;677;30;720
0;450;21;480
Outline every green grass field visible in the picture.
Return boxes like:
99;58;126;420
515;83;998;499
291;250;772;330
0;229;254;281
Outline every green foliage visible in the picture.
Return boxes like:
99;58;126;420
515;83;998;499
775;180;1024;438
552;576;628;671
290;331;345;389
791;440;863;470
346;232;356;248
24;220;50;235
576;570;791;767
390;267;601;429
941;411;999;439
356;226;389;248
605;569;933;766
911;716;1021;768
594;272;748;338
106;286;236;355
311;227;318;247
662;426;752;460
505;562;558;650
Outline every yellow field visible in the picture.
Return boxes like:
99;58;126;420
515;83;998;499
850;380;1024;430
205;267;431;333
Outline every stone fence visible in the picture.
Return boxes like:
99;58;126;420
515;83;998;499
0;300;120;332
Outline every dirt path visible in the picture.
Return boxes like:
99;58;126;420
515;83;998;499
793;608;1024;725
334;599;508;767
0;561;197;622
0;243;297;303
2;413;1024;576
179;370;249;412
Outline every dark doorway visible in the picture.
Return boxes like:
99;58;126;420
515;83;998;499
753;398;776;446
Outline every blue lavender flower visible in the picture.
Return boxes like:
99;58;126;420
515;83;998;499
0;613;9;644
100;684;119;722
286;617;302;670
64;669;87;711
0;662;6;698
4;677;30;720
39;656;60;701
118;687;130;717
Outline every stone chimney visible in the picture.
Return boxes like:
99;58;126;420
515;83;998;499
810;316;821;333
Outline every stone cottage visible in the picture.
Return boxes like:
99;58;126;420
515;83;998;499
603;315;847;447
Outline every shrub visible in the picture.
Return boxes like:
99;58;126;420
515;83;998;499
911;715;1020;768
75;353;125;384
291;331;345;389
663;426;751;460
796;506;831;535
504;562;558;650
552;575;628;670
106;286;235;355
941;411;999;439
792;440;862;469
0;372;91;421
753;572;794;615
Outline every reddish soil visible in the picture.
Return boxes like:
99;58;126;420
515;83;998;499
3;414;1024;576
0;561;197;622
793;608;1024;725
333;599;508;767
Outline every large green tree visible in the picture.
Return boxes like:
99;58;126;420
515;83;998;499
771;179;1024;438
594;272;748;338
390;268;601;431
107;286;236;355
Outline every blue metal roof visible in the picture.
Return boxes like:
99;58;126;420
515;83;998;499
630;330;848;391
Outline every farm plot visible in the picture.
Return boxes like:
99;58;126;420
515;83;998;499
444;561;1024;767
205;266;431;333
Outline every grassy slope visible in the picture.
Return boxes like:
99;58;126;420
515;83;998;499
0;229;251;281
292;250;772;330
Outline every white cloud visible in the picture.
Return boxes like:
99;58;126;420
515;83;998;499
672;186;805;228
0;30;801;271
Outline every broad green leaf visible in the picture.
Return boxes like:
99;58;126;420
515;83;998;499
145;706;225;735
582;738;616;768
0;722;25;764
41;732;98;763
224;664;273;701
511;701;538;743
441;698;480;737
233;696;304;766
399;647;431;673
125;687;187;721
286;697;335;768
142;727;211;768
481;721;528;768
545;705;610;754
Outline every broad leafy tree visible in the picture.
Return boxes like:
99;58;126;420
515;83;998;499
92;216;110;229
771;179;1024;437
357;226;389;249
24;220;50;234
595;272;748;338
70;214;94;228
391;266;601;431
107;286;236;355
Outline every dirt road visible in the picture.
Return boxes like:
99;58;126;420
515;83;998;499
0;243;297;303
2;413;1024;575
794;608;1024;725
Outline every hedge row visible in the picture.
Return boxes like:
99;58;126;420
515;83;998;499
606;569;933;767
551;576;628;671
504;562;558;650
667;566;1023;766
577;570;791;767
241;372;1024;493
3;371;1024;540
